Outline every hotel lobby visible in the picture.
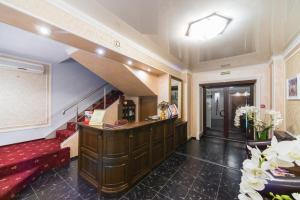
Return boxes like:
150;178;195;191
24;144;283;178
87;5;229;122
0;0;300;200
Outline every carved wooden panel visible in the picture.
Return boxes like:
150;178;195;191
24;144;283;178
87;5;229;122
165;135;174;157
80;152;98;182
152;122;164;144
103;131;129;157
102;158;129;190
165;121;174;137
130;127;150;151
131;146;150;183
151;141;164;167
81;127;99;153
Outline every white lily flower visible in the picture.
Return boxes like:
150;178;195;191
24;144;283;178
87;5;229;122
247;146;262;162
241;174;267;191
292;193;300;200
238;193;252;200
247;190;263;200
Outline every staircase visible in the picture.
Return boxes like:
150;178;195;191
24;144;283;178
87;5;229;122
0;139;70;200
0;89;122;199
56;89;123;142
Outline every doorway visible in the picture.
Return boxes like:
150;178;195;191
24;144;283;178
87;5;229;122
202;80;255;141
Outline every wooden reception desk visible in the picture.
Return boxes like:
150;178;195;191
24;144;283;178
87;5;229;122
78;119;187;195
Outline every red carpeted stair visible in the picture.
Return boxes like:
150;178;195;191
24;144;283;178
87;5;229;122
0;139;70;200
0;89;122;199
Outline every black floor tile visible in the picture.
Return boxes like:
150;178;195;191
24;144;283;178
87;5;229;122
140;173;168;192
30;170;64;192
169;169;196;188
151;163;178;179
176;137;246;169
35;181;81;200
185;190;214;200
191;177;220;199
15;185;35;200
159;179;189;200
13;137;246;200
152;193;171;200
216;168;241;200
125;183;158;200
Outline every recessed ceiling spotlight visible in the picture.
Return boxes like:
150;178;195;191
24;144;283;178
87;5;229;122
127;60;133;65
96;48;105;55
186;13;232;40
147;68;151;72
36;25;51;36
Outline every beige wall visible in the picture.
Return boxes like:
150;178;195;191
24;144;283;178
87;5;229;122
190;64;271;139
128;67;159;95
285;49;300;135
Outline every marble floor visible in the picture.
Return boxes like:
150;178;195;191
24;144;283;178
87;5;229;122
16;137;245;200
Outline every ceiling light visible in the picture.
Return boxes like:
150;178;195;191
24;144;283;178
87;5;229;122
127;60;133;65
147;68;151;72
36;25;51;36
186;13;232;40
96;48;105;55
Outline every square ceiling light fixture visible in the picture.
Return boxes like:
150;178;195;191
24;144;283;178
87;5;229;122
186;13;232;40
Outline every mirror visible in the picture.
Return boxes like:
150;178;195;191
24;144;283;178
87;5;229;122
170;76;183;119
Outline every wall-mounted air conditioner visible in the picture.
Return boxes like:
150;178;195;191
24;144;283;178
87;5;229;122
0;54;44;74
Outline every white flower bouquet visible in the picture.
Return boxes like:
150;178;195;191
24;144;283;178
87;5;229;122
234;106;283;140
239;136;300;200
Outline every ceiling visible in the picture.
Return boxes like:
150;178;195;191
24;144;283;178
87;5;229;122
96;0;300;71
0;22;70;64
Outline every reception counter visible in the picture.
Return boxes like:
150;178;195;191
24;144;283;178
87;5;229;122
78;119;187;195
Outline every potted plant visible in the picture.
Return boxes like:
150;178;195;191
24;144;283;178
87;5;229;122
234;106;283;140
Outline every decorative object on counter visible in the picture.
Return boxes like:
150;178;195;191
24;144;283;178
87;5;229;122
168;104;179;118
118;98;136;122
238;136;300;200
114;119;128;126
148;115;160;120
287;74;300;100
158;101;170;120
234;106;283;140
84;110;93;124
89;109;105;126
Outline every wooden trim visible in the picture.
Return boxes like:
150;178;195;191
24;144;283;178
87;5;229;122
200;80;256;88
224;87;229;138
169;75;184;120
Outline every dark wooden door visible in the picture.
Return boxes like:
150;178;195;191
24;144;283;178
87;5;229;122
139;96;157;121
202;80;255;140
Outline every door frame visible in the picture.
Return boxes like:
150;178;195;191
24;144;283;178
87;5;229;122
201;80;256;139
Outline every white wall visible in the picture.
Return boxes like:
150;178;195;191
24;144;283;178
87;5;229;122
191;64;271;139
0;59;113;146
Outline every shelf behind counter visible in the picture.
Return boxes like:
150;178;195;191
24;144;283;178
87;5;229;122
77;118;187;196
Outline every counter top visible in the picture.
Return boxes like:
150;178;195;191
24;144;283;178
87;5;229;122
78;118;174;131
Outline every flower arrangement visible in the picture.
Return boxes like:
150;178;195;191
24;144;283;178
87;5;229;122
239;136;300;200
158;101;170;120
234;106;283;140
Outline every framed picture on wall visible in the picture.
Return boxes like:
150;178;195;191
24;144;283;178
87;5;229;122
287;74;300;100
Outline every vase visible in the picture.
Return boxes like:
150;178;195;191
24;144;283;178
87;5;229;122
256;128;271;140
160;110;167;120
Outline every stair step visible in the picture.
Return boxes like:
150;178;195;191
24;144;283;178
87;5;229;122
66;122;76;132
0;139;70;199
56;129;75;142
0;166;40;200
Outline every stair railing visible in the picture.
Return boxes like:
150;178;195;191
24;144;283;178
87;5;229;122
62;83;110;122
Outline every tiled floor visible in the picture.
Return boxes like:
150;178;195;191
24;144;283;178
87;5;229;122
16;137;245;200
